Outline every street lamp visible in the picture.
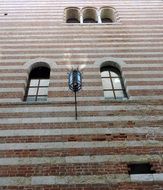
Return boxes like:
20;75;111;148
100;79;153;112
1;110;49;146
68;68;82;120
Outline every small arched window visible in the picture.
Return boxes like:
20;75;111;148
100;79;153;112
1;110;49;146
24;66;50;102
100;8;116;23
65;8;80;23
83;8;98;23
100;66;127;99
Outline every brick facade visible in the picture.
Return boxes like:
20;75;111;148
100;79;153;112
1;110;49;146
0;0;163;189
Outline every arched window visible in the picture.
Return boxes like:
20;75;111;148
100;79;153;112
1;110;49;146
83;8;98;23
100;66;127;99
65;8;80;23
24;66;50;102
100;7;116;23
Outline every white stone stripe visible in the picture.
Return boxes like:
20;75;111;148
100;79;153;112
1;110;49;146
55;85;163;91
0;95;162;104
153;174;163;181
0;17;59;19
0;6;159;9
0;105;162;113
51;78;163;83
0;88;23;92
123;18;163;20
0;80;25;83
130;173;163;182
1;10;159;14
50;71;98;76
1;42;163;47
2;57;163;64
130;95;163;100
0;4;138;7
0;177;31;186
0;80;101;84
107;127;163;135
126;78;163;82
0;78;163;85
1;46;158;54
0;127;162;137
2;46;163;52
0;128;107;137
1;39;163;46
0;96;103;104
0;115;162;125
0;73;25;77
2;12;162;15
1;33;163;37
0;86;102;92
0;174;130;186
1;29;163;34
49;86;102;91
0;70;162;77
0;3;160;6
0;33;162;38
0;66;24;70
1;65;162;71
1;37;163;44
123;71;163;74
1;37;163;43
1;64;163;70
0;13;60;16
1;18;162;22
32;174;129;185
0;13;159;17
2;52;163;57
2;17;163;21
52;79;101;83
44;64;163;69
127;85;163;90
0;154;162;166
0;98;22;103
50;71;163;76
0;24;162;29
117;14;163;17
131;174;154;182
0;140;162;150
1;25;163;29
0;4;159;7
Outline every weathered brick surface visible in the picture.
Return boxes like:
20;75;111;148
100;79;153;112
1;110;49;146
0;0;163;189
0;183;163;190
0;163;128;176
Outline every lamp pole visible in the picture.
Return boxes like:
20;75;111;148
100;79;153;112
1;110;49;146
68;68;82;120
74;91;77;120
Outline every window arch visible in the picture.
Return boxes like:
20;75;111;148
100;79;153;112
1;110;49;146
82;8;98;23
24;66;50;102
100;66;127;99
100;7;116;23
65;8;80;23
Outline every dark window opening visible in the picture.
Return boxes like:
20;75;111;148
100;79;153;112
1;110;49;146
101;18;113;23
83;9;97;23
66;8;80;23
67;18;80;23
24;66;50;102
128;163;156;175
100;66;127;99
83;18;97;23
100;8;116;23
